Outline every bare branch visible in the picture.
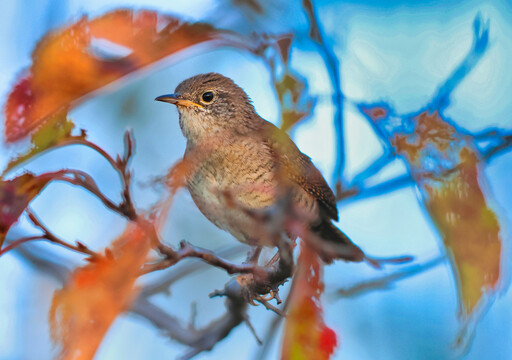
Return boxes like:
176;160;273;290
133;289;247;360
12;242;70;283
332;255;445;299
26;208;98;258
5;132;138;221
142;241;267;279
243;314;263;345
139;245;247;298
255;297;286;317
302;0;346;186
0;236;46;257
481;133;512;161
337;128;512;204
42;168;136;221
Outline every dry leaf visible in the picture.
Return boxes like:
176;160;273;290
49;221;154;360
0;173;52;248
4;9;234;142
281;242;338;360
361;106;503;317
275;71;315;132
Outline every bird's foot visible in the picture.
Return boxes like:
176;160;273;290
244;246;262;265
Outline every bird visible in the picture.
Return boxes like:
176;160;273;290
155;72;366;264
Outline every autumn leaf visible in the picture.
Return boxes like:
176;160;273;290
361;106;503;318
0;173;53;248
275;71;315;132
281;242;338;360
3;9;236;142
2;111;85;176
49;221;154;360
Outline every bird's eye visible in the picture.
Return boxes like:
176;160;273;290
201;91;215;103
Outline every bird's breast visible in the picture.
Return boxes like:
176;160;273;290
184;139;280;243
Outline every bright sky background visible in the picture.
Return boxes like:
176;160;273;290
0;0;511;359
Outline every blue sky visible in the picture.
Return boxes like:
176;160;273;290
0;1;511;359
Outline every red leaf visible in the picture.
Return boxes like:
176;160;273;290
4;9;235;142
49;221;154;360
0;173;52;248
281;242;338;360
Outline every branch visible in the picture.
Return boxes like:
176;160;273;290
132;295;246;360
166;243;294;358
14;244;71;283
141;241;265;278
480;133;512;161
139;244;248;298
429;14;489;111
331;255;445;299
337;174;413;203
253;266;296;360
0;209;99;259
45;168;136;221
302;0;346;186
336;129;512;204
26;208;98;258
6;130;138;221
0;235;45;257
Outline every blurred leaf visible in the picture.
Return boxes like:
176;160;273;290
4;9;234;142
3;111;85;176
276;72;315;132
0;173;52;248
362;106;503;318
281;242;338;360
276;37;292;64
49;221;153;360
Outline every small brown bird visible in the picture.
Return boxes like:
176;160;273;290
156;73;365;263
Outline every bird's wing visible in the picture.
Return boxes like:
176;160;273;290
260;121;339;221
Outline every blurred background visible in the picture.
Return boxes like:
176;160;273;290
0;0;511;359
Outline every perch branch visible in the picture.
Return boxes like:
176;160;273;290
141;241;265;278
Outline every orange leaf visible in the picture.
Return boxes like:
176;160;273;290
4;9;233;142
281;242;338;360
275;71;315;132
49;221;154;360
0;173;52;248
363;107;503;318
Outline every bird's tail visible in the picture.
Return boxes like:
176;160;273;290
309;220;365;264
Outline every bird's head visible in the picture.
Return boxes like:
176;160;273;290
155;73;260;143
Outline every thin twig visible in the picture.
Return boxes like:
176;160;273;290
4;132;137;221
302;0;346;186
337;130;512;204
41;168;136;221
429;14;489;111
481;134;512;161
141;241;266;279
332;255;445;299
26;208;98;257
13;242;71;283
255;298;286;317
0;236;45;257
253;271;296;360
243;314;263;345
139;244;247;298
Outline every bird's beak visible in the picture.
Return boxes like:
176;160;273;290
154;94;203;108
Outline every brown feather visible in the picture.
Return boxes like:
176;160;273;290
258;121;339;221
